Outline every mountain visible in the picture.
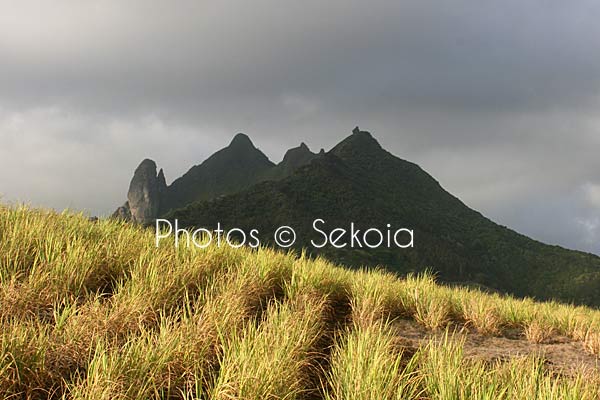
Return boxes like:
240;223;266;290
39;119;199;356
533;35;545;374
113;133;321;224
112;159;167;224
166;127;600;306
160;133;275;213
261;142;321;181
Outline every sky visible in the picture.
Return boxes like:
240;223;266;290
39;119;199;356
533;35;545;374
1;0;600;254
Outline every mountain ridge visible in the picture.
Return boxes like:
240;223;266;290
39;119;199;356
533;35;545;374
113;133;321;224
113;126;600;305
161;127;600;306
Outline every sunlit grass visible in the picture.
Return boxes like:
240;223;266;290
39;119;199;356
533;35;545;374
2;204;600;399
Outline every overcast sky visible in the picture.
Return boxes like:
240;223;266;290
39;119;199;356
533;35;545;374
1;0;600;254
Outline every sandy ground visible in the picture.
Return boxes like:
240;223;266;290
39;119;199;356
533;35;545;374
392;319;600;376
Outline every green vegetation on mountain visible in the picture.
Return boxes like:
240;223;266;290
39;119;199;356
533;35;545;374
160;133;276;213
114;133;321;224
168;129;600;306
261;142;321;181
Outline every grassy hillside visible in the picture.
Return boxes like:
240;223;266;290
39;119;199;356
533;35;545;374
169;131;600;306
3;205;600;399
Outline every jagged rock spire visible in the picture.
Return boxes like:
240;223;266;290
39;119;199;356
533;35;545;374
112;159;166;225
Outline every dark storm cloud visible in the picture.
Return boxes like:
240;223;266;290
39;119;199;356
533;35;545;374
1;0;600;253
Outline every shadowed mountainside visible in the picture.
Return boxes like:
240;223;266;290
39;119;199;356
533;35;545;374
113;133;320;224
166;128;600;306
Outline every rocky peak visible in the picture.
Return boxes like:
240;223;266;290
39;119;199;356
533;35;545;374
229;133;255;150
281;142;313;162
157;168;167;192
278;142;318;173
112;159;166;225
332;126;383;160
112;202;132;221
351;126;375;140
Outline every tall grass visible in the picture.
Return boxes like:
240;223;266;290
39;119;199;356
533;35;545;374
325;322;422;400
2;205;600;399
210;295;326;399
419;332;600;400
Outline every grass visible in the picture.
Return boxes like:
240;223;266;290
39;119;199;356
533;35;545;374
324;322;422;400
1;204;600;399
418;333;599;400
